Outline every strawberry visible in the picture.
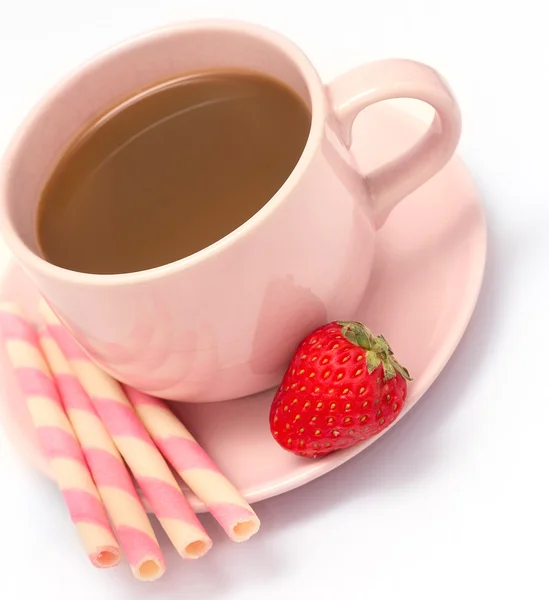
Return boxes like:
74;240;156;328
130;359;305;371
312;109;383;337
269;321;412;458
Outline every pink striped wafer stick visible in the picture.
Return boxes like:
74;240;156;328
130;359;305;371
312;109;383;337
125;386;260;542
39;330;166;581
0;303;120;569
40;301;212;559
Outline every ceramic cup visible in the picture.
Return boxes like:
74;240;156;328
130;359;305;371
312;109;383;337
0;20;461;402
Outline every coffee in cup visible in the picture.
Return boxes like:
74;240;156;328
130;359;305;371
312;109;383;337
38;70;311;275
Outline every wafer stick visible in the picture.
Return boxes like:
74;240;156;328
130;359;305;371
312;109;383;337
125;386;260;542
0;303;120;569
39;330;166;581
40;301;212;559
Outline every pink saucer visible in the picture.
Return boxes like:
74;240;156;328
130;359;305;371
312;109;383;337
0;101;486;511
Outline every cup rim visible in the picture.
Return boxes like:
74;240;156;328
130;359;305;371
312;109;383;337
0;19;326;287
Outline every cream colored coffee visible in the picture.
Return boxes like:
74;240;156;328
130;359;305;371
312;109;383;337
38;70;311;274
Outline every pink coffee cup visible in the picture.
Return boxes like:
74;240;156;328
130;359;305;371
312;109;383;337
0;20;461;402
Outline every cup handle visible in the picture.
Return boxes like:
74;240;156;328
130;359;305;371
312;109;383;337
326;59;462;228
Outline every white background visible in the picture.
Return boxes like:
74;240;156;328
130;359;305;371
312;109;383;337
1;1;548;598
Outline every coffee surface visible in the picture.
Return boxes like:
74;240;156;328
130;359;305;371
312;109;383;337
38;70;311;274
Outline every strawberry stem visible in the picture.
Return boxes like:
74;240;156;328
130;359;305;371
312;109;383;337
338;321;412;382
